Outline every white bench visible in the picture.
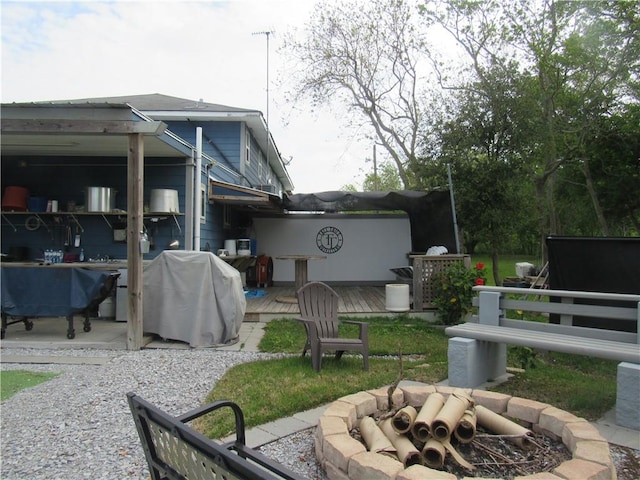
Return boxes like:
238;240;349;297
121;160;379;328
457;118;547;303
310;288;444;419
445;286;640;430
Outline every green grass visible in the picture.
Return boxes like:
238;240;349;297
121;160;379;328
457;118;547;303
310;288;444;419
469;253;541;286
197;354;447;439
1;370;59;401
197;317;449;438
497;351;618;416
197;314;617;440
259;315;448;356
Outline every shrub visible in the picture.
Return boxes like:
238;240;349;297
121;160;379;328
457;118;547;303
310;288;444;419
432;261;486;325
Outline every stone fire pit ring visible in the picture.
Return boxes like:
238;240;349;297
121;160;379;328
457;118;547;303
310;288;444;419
315;384;616;480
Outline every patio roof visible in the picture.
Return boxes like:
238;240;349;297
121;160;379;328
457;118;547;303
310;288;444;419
209;179;283;212
0;102;197;159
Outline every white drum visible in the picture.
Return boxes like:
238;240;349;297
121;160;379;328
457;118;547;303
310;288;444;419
385;284;410;312
224;239;237;256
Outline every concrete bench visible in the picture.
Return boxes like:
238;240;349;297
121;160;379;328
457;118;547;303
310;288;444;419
127;393;304;480
445;286;640;430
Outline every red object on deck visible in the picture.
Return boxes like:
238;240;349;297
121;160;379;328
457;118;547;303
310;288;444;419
256;255;273;288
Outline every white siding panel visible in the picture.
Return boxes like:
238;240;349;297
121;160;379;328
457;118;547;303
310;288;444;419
254;215;411;284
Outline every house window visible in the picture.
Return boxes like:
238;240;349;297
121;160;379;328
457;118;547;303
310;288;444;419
258;150;264;179
245;129;251;165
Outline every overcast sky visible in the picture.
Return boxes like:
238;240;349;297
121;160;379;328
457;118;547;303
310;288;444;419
1;0;377;193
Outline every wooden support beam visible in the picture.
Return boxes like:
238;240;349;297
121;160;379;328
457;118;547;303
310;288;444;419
210;195;269;203
1;119;166;135
127;133;144;351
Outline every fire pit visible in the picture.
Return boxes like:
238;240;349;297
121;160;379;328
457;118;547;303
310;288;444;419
315;385;616;479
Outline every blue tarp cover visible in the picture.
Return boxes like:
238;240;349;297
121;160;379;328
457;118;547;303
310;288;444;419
1;266;113;317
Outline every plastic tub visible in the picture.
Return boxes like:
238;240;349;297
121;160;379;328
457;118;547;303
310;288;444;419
2;186;29;211
28;196;48;212
385;284;411;312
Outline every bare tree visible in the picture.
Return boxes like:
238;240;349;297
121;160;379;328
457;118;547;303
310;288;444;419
282;0;428;188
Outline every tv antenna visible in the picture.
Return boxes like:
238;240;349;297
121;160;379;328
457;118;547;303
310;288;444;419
252;30;275;167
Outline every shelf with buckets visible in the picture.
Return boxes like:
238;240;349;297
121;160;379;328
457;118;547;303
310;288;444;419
219;238;253;257
218;239;256;287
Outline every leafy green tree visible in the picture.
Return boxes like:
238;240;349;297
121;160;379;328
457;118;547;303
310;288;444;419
412;44;539;279
340;183;359;192
577;105;640;234
362;162;402;191
547;2;640;236
419;0;640;251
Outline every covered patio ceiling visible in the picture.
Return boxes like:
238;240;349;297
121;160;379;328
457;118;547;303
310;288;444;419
0;101;193;351
1;131;190;158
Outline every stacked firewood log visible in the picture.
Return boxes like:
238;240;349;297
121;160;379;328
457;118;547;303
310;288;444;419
358;389;533;472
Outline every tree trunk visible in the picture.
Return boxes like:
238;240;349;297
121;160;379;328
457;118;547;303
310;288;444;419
535;175;550;263
490;244;501;286
547;170;560;233
582;158;610;236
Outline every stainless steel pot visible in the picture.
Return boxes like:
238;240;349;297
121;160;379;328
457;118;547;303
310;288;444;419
85;187;116;212
150;189;179;213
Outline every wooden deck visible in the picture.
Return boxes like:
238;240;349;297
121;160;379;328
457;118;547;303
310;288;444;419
244;285;389;319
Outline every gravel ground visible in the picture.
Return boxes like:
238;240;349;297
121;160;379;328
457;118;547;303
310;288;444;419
2;348;637;480
0;348;326;480
258;429;327;479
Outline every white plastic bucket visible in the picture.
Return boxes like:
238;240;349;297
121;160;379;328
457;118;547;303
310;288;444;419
224;239;237;256
385;284;410;312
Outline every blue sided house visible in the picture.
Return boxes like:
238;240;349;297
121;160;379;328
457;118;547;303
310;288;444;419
1;94;294;260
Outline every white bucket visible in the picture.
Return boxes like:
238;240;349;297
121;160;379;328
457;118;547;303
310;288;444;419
224;239;237;256
515;262;534;278
385;284;410;312
150;189;180;213
237;239;251;256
